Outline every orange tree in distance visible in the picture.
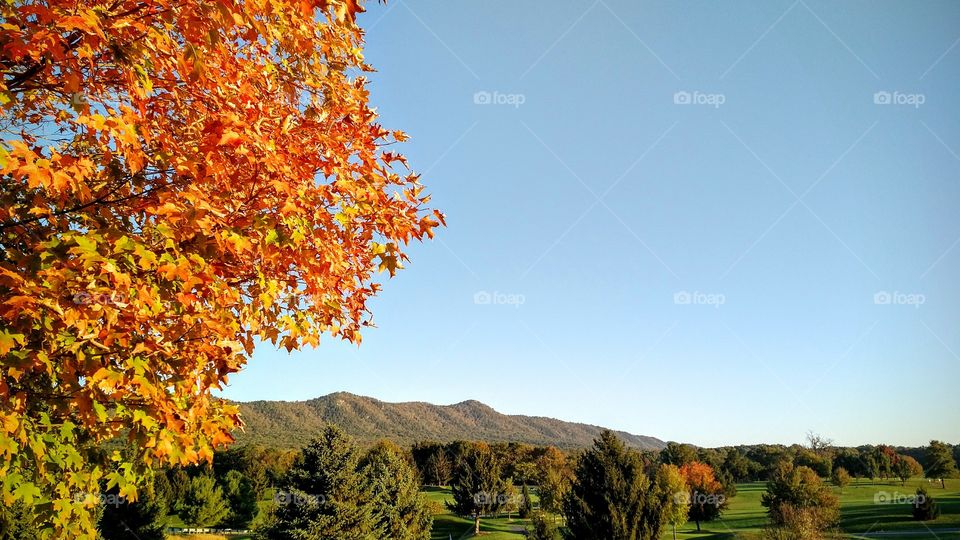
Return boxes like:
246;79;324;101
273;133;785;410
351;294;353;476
0;0;441;536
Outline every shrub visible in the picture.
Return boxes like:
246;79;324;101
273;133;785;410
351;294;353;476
526;511;561;540
912;487;940;521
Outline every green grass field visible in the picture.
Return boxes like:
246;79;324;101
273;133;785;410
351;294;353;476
424;479;960;539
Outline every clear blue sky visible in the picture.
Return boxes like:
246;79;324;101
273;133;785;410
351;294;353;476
221;0;960;448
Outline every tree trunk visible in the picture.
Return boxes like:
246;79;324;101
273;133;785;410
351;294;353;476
941;478;946;489
696;519;701;532
474;514;480;535
673;523;677;540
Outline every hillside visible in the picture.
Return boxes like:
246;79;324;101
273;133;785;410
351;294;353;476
233;392;665;450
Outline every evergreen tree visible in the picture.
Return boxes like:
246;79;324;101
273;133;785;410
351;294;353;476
360;441;432;540
179;474;230;528
447;443;509;535
924;440;958;489
99;485;166;540
562;430;667;540
659;442;697;467
519;483;533;519
222;470;259;529
257;426;377;540
0;503;40;540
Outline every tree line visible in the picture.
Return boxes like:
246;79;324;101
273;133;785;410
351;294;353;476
2;430;955;539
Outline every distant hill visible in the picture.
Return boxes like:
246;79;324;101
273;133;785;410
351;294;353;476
233;392;665;451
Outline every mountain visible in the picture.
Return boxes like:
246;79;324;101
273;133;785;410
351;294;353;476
233;392;665;451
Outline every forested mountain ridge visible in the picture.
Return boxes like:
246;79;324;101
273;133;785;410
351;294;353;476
232;392;665;450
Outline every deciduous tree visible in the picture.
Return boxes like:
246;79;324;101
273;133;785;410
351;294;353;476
831;467;851;494
925;441;958;489
894;455;923;487
658;464;689;540
678;461;727;532
761;462;839;535
0;1;439;537
536;446;572;517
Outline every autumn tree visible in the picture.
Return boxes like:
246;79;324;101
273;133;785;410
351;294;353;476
761;462;839;536
894;455;923;487
678;461;728;532
925;440;958;489
658;464;689;540
0;0;440;537
536;446;572;518
831;467;851;494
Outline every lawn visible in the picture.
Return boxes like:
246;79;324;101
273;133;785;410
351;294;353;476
424;486;534;540
424;479;960;539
